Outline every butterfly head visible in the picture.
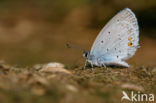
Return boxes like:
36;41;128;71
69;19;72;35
83;51;90;59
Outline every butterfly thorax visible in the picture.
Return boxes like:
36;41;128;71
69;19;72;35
83;51;96;61
83;51;99;65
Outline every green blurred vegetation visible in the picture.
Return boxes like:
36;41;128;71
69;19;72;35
0;0;155;66
0;0;155;23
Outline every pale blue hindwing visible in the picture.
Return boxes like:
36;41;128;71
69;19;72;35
99;55;117;61
89;8;139;65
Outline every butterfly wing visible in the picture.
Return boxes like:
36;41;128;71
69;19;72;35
90;8;139;62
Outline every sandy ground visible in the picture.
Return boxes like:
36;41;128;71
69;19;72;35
0;62;155;103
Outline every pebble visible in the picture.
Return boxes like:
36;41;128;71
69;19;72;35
39;62;71;74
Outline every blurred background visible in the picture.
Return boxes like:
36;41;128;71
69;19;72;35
0;0;155;67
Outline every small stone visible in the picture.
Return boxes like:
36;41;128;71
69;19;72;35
47;74;56;79
66;84;78;92
34;74;49;86
0;64;10;70
152;67;156;74
39;62;71;74
31;87;45;96
121;83;144;92
33;64;43;70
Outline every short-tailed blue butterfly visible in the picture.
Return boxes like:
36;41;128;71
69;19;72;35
82;8;139;69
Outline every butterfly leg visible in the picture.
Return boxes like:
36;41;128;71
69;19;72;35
90;62;94;70
102;63;106;68
83;60;87;70
102;63;108;70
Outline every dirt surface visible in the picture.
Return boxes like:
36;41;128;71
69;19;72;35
0;63;155;103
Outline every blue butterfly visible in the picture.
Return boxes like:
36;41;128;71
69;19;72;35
83;8;139;69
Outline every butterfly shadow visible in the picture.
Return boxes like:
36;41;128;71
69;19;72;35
83;63;128;70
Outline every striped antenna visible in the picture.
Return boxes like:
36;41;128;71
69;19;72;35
66;43;86;51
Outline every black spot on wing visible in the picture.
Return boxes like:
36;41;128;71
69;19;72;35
101;40;103;43
107;48;109;51
131;42;133;45
127;53;131;57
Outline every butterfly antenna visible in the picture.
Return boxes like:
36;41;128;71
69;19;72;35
66;43;86;51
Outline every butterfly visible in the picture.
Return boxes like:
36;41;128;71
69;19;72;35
83;8;139;69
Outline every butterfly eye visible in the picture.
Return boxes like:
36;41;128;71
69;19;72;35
85;53;87;57
83;52;88;58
